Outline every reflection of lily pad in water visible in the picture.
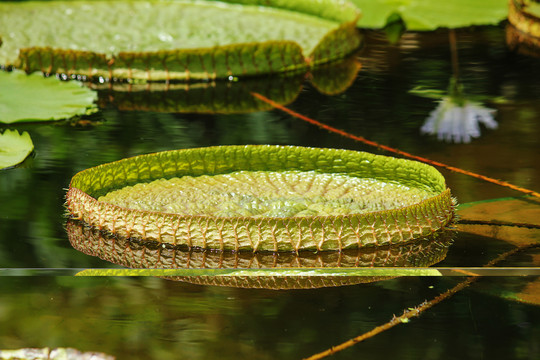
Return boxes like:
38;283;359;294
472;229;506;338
66;145;455;251
0;0;361;80
0;129;34;170
94;76;304;114
0;70;97;124
67;219;453;289
94;56;361;114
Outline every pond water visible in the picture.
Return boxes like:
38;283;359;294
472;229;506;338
1;26;539;359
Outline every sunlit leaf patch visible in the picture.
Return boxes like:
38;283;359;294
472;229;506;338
0;0;361;80
0;129;34;170
0;70;97;124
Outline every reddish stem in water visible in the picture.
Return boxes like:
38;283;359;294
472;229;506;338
250;92;540;199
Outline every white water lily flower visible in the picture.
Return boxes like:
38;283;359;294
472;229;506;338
421;97;497;143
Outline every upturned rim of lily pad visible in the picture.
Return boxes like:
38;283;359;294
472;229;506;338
2;0;362;81
66;145;456;252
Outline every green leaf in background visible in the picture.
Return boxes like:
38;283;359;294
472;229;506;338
0;129;34;170
0;0;361;80
0;70;97;124
351;0;508;30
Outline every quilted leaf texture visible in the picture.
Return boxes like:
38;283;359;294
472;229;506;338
66;145;455;251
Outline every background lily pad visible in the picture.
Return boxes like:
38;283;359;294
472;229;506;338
352;0;508;30
0;70;97;124
457;196;540;248
0;129;34;170
457;197;540;306
0;0;361;80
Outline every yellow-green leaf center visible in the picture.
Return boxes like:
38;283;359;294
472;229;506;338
98;170;434;217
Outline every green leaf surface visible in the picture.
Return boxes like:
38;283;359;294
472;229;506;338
98;171;437;217
0;70;97;124
0;129;34;170
351;0;508;30
0;0;361;80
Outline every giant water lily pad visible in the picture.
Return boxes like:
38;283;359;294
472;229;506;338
66;145;455;251
0;70;97;124
0;129;34;169
0;0;361;81
352;0;508;30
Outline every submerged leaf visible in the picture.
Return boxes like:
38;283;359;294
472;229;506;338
457;197;540;306
457;197;540;248
0;129;34;170
351;0;508;30
0;70;97;124
472;276;540;306
0;0;361;80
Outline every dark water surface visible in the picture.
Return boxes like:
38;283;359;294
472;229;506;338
1;26;539;359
